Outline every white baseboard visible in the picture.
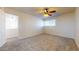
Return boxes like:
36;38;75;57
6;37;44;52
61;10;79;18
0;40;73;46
45;33;74;39
18;33;43;40
7;32;43;41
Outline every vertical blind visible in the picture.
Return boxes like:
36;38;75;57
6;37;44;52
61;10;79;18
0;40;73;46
44;19;56;26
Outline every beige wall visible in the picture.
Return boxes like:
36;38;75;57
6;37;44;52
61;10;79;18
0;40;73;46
75;8;79;48
0;8;6;47
44;12;75;39
4;8;43;39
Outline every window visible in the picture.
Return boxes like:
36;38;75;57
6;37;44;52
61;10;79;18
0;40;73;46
5;14;18;29
44;19;56;26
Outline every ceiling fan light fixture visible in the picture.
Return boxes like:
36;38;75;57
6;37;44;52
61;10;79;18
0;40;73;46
39;8;56;17
44;13;49;17
44;10;47;13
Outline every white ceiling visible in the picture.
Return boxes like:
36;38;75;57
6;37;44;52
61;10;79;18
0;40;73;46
9;7;75;18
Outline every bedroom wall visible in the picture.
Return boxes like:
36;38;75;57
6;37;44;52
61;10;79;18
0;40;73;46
4;8;43;39
0;8;6;47
75;8;79;48
44;12;75;39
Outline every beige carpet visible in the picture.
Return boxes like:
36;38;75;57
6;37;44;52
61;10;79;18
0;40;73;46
0;34;78;51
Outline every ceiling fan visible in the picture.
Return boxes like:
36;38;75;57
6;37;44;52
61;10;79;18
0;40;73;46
40;8;56;17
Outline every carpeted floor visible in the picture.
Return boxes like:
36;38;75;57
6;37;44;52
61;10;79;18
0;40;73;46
0;34;78;51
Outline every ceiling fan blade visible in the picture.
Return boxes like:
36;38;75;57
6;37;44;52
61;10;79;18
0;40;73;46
49;10;56;13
